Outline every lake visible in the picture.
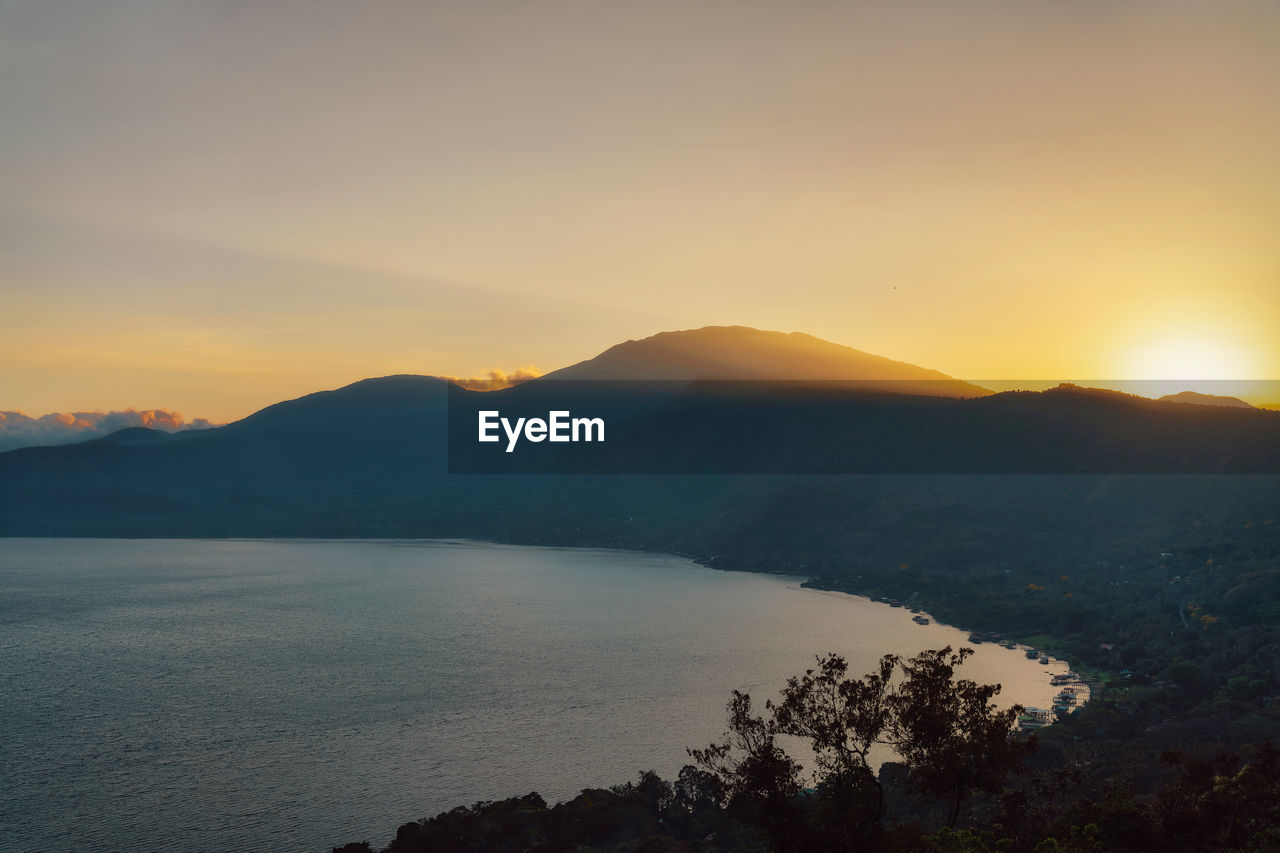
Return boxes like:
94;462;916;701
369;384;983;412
0;538;1073;852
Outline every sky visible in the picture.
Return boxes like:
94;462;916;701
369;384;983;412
3;0;1278;423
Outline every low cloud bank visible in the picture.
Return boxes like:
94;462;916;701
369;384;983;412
0;409;217;452
441;367;541;391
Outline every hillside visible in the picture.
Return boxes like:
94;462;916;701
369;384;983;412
2;328;1278;532
1159;390;1255;409
541;326;989;397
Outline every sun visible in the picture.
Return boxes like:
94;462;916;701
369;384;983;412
1121;335;1259;402
1123;333;1253;384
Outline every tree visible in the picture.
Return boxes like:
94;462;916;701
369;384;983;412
888;646;1034;828
771;653;897;786
693;648;1035;847
671;764;725;813
633;769;674;818
769;652;898;832
688;689;803;850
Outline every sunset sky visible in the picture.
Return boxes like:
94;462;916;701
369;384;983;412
3;0;1278;422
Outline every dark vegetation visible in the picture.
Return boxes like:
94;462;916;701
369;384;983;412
335;651;1280;852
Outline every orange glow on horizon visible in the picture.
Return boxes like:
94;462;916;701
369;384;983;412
2;2;1277;420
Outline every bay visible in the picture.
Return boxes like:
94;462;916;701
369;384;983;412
0;538;1072;852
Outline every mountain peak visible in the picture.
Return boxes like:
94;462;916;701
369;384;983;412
92;426;174;445
1159;390;1254;409
541;325;988;396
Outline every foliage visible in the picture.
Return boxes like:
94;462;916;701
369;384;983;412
688;691;803;851
340;723;1280;853
688;648;1032;849
888;648;1035;828
770;650;897;828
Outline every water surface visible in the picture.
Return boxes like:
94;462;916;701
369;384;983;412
0;538;1071;852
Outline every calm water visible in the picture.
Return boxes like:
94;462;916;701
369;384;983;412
1;538;1073;852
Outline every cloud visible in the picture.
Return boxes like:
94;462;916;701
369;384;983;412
441;367;542;391
0;409;217;452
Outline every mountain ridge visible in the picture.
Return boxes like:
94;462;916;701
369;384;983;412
1158;390;1254;409
1;328;1275;480
538;326;988;397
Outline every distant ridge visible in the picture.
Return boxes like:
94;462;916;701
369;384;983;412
91;426;174;445
1;325;1278;535
539;326;989;397
1159;390;1254;409
222;375;448;433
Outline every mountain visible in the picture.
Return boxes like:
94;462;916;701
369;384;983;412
220;374;448;435
541;326;989;397
1;328;1278;538
91;426;174;445
448;380;1278;475
1159;390;1254;409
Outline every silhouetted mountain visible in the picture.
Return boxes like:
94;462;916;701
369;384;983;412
447;379;1280;474
0;375;449;536
223;374;447;434
541;326;988;397
1158;390;1254;409
93;427;174;445
1;331;1277;542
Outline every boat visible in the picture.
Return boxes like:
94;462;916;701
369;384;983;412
1017;707;1053;732
967;634;984;644
912;615;929;625
999;640;1016;649
1039;655;1050;664
1025;649;1039;659
909;607;921;614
